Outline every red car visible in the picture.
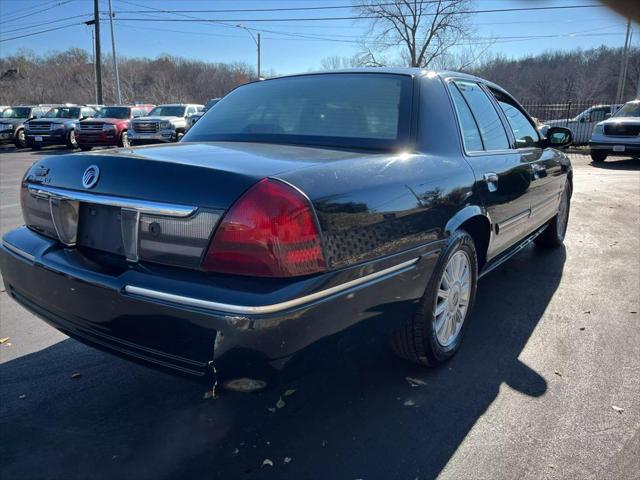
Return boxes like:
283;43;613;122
76;105;154;150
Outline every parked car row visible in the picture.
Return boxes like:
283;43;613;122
0;100;221;150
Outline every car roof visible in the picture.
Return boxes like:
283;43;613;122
263;67;514;100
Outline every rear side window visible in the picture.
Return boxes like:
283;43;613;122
448;83;483;151
454;80;509;151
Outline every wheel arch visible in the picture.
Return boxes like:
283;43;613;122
444;206;491;271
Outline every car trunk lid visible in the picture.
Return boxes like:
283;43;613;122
21;141;364;269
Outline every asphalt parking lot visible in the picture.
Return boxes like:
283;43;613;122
0;144;638;480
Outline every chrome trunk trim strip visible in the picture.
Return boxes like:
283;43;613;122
27;185;197;217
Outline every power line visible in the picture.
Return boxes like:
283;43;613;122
114;2;604;15
111;4;606;23
0;21;86;43
0;0;75;25
0;13;93;36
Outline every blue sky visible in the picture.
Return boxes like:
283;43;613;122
0;0;635;74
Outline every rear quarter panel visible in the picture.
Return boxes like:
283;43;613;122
279;75;476;269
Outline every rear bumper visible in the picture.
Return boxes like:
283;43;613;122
0;226;438;380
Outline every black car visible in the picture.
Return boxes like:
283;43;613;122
25;106;97;150
0;106;49;148
0;69;573;391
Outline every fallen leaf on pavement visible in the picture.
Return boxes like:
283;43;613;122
276;397;285;409
406;376;427;387
0;337;10;344
284;389;296;397
554;371;562;377
262;459;274;467
611;405;624;414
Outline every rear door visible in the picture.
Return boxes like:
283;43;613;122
447;79;533;260
487;87;566;233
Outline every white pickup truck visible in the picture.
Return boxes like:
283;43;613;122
129;104;203;145
589;100;640;162
545;104;622;145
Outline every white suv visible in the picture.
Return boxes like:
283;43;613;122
589;100;640;163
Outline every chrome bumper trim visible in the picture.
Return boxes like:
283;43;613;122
27;185;196;217
2;240;35;262
125;258;419;315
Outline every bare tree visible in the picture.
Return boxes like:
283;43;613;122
356;0;473;68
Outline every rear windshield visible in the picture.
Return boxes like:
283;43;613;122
613;102;640;118
184;73;413;150
149;106;186;117
97;107;131;119
44;107;80;119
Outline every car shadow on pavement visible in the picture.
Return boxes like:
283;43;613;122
0;244;566;480
589;158;640;170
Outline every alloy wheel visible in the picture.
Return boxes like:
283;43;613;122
556;188;569;239
434;250;471;347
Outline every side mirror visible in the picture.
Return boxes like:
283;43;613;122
546;127;572;148
605;112;612;119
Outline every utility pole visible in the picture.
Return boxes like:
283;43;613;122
107;0;121;103
93;0;103;104
257;32;261;79
615;19;631;104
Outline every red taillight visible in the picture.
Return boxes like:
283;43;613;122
203;178;326;277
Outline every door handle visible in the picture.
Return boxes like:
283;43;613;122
532;163;547;179
483;172;499;192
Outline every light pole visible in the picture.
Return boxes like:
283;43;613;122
236;25;261;79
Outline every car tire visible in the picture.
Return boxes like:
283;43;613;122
14;128;26;149
391;229;478;367
80;146;92;151
534;181;571;249
118;130;130;148
66;130;78;149
175;132;184;142
591;151;607;163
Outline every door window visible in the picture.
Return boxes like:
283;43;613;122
454;80;509;151
448;82;483;151
490;90;540;149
